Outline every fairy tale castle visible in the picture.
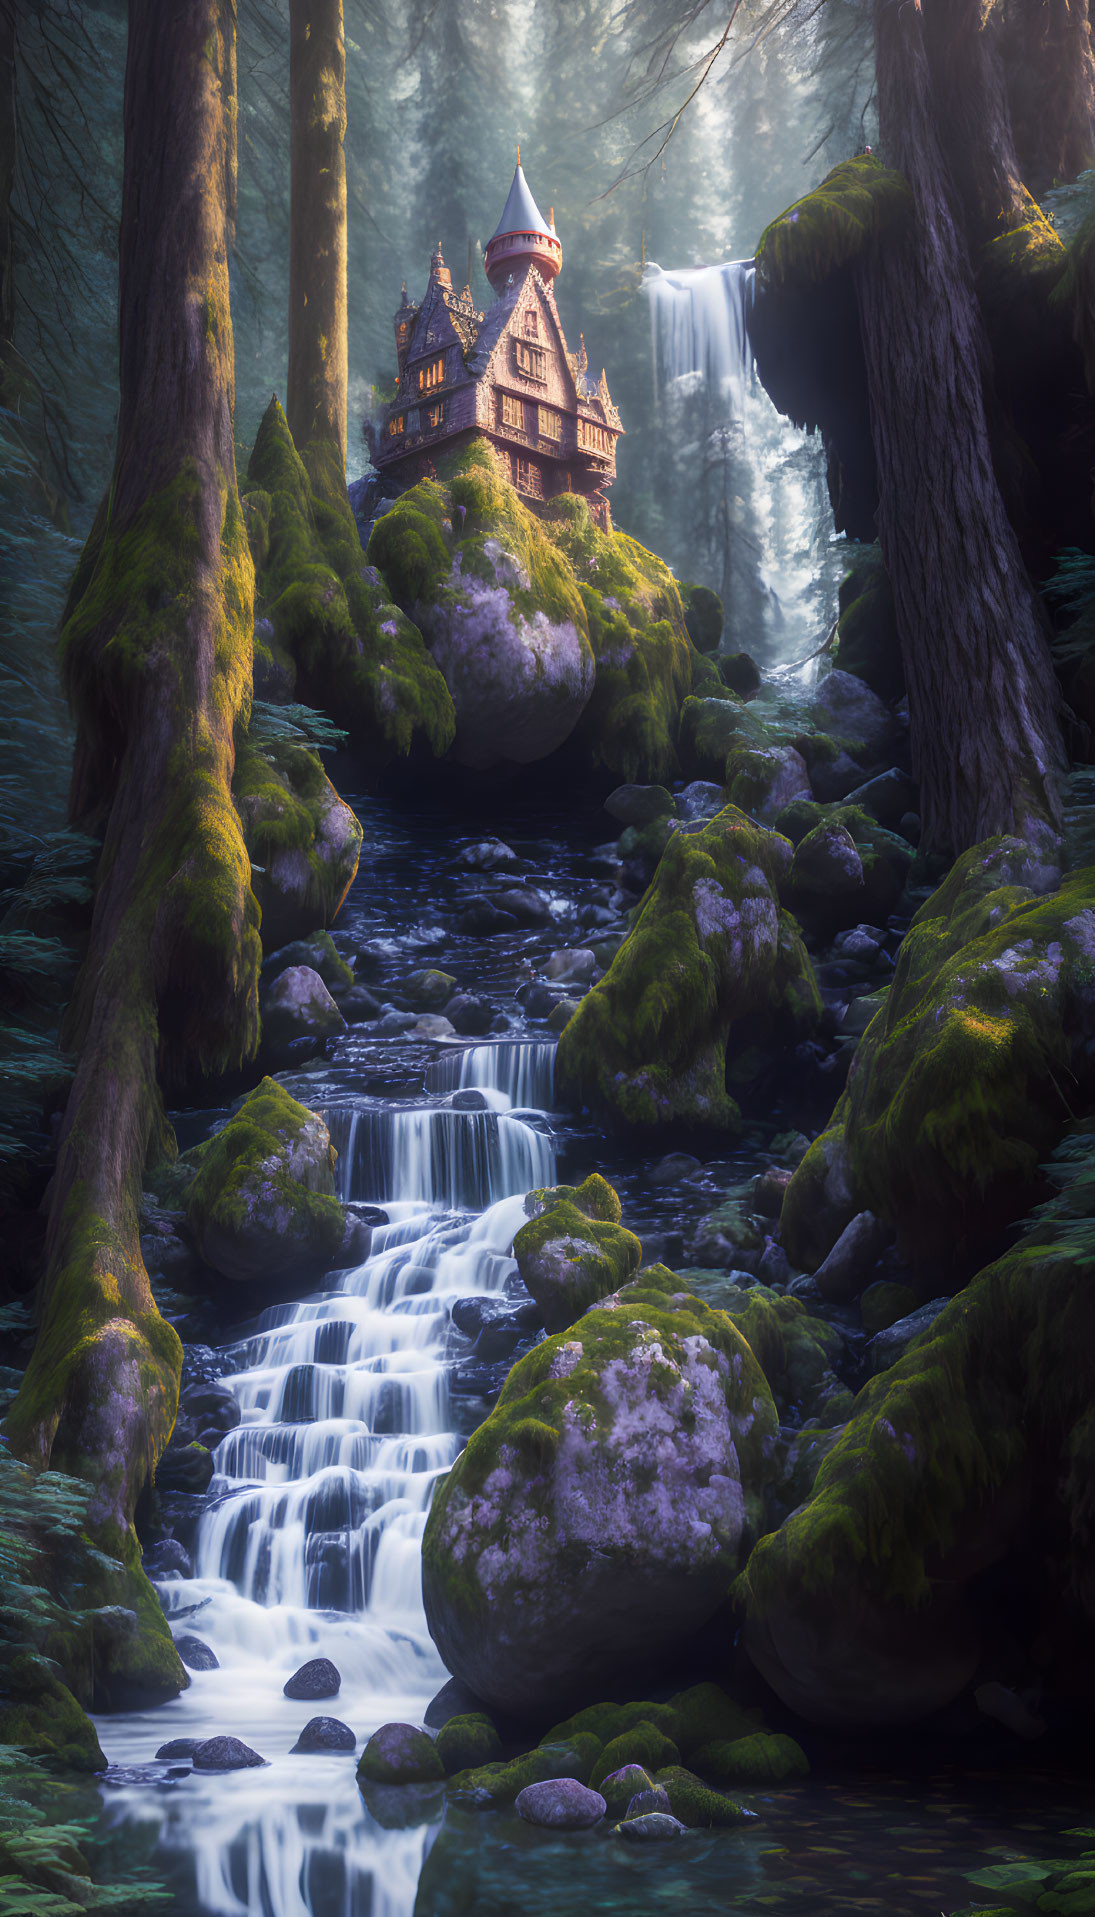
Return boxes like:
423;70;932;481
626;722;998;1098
369;160;623;528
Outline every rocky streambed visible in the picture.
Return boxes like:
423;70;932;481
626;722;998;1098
82;742;1095;1916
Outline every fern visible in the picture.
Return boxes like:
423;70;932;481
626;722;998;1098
1044;547;1095;616
246;699;349;753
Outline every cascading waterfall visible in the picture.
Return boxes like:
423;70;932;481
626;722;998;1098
643;257;838;664
95;1040;558;1917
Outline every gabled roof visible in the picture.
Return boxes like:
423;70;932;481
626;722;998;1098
491;162;553;241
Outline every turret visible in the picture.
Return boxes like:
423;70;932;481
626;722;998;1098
483;155;562;296
394;281;418;376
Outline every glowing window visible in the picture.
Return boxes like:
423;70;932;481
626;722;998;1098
388;414;405;437
427;401;445;429
417;354;446;392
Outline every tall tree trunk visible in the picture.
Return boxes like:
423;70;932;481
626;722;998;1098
1005;0;1095;189
287;0;347;471
4;0;260;1710
923;0;1027;243
854;0;1063;856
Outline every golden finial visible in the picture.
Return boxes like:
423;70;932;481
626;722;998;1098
517;143;521;166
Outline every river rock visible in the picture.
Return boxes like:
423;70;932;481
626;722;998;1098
599;1764;655;1820
843;768;919;830
173;1634;219;1672
143;1537;193;1580
544;948;597;985
338;985;383;1024
193;1736;265;1771
616;1812;686;1841
456;838;521;871
514;1175;642;1332
720;652;761;696
728;744;812;825
156;1442;214;1494
493;885;555;927
677;780;728;821
457;900;520;936
403;968;457;1009
422;1264;778;1715
786;823;865;928
865;1298;950;1375
810;668;895;758
155;1737;201;1759
444;993;494;1035
516;1778;606;1830
264;932;354;993
604;784;676;827
262;965;347;1052
357;1722;445;1785
236;744;362;949
291;1716;356;1754
412;1013;455;1039
678;696;767;782
813;1210;892;1301
809;748;865;802
283;1657;341;1700
184;1079;366;1287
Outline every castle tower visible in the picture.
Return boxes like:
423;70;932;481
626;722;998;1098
483;156;562;295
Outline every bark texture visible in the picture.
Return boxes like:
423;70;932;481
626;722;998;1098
5;0;260;1705
1005;0;1095;188
855;0;1063;856
287;0;348;468
923;0;1027;243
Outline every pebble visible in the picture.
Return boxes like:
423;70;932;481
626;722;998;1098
515;1778;606;1830
173;1633;219;1671
290;1715;357;1754
615;1811;686;1841
192;1736;265;1771
283;1657;341;1700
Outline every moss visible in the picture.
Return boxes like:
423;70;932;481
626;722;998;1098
183;1075;351;1281
838;847;1095;1261
246;397;454;762
677;694;766;783
756;155;914;295
541;1698;676;1749
513;1176;643;1332
693;1731;809;1783
417;1716;491;1775
599;1764;654;1820
423;1268;779;1708
679;582;724;653
654;1765;752;1827
778;1119;855;1272
589;1722;680;1791
0;1663;105;1773
555;805;820;1133
773;798;824;846
832;544;902;701
720;1286;844;1422
448;1739;594;1806
233;735;361;947
664;1681;758;1757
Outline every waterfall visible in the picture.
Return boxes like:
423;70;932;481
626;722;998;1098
643;258;839;665
95;1046;554;1917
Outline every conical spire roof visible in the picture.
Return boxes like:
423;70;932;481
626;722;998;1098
491;160;554;241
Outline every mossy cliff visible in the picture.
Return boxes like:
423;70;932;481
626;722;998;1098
555;805;820;1133
367;441;700;782
781;836;1091;1273
244;397;455;763
422;1260;778;1716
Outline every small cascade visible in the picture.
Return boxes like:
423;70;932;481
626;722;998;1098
325;1099;554;1210
426;1036;556;1112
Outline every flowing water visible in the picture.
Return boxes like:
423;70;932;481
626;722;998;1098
91;792;1091;1916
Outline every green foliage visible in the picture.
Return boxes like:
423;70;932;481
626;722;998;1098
245;700;348;754
0;1027;73;1164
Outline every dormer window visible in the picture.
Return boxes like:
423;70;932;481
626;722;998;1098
515;340;546;381
417;354;446;393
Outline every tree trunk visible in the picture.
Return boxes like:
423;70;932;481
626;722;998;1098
923;0;1027;243
287;0;347;470
853;0;1063;857
4;0;260;1710
1005;0;1095;189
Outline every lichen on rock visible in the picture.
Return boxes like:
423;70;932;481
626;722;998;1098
234;736;361;950
513;1174;642;1331
421;1263;778;1716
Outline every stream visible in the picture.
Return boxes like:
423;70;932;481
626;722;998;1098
91;789;1089;1917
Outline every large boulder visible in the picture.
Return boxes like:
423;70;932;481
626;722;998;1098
555;806;820;1133
780;839;1093;1272
369;448;594;769
422;1266;778;1715
234;738;362;950
513;1175;642;1332
737;1209;1095;1728
183;1078;365;1285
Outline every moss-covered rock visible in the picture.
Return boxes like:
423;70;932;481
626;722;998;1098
678;694;766;783
779;1120;858;1273
435;1713;503;1776
357;1722;444;1785
598;1763;655;1820
513;1175;642;1331
727;744;812;825
589;1722;679;1791
555;806;820;1134
654;1765;752;1827
720;1284;845;1424
245;398;455;763
547;495;696;784
234;737;361;949
694;1731;808;1783
756;155;914;294
183;1077;362;1285
679;582;724;653
664;1681;758;1758
422;1266;778;1716
447;1737;598;1806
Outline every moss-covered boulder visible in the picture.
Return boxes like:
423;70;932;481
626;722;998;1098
435;1713;503;1776
369;447;594;769
756;156;914;295
555;806;820;1134
678;694;766;783
234;738;361;950
513;1174;642;1331
183;1077;364;1285
654;1765;751;1827
782;841;1095;1270
832;544;902;702
679;582;724;653
719;1284;845;1425
244;398;455;762
422;1266;778;1715
737;1204;1095;1728
544;494;696;784
357;1722;444;1785
692;1731;808;1784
